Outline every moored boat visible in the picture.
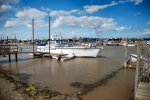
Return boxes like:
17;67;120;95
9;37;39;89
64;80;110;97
37;41;103;57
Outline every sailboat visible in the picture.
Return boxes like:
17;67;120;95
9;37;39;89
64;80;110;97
37;40;103;57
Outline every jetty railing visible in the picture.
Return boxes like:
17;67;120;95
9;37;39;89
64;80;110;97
0;44;18;53
135;42;150;100
0;44;18;62
139;43;150;82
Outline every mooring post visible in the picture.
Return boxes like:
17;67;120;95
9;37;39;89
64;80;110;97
0;37;2;44
134;40;141;97
32;19;35;58
124;38;128;68
8;54;11;62
15;34;16;45
1;37;3;43
7;36;8;44
15;53;18;62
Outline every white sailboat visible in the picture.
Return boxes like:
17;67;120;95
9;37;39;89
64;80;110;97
37;41;103;57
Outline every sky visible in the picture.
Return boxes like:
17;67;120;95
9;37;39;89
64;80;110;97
0;0;150;39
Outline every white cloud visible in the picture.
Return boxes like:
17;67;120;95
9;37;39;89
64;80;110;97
16;8;47;19
0;0;19;4
0;0;19;19
114;26;126;31
52;15;126;31
84;1;118;14
50;9;83;17
101;22;126;31
131;0;144;5
0;5;12;12
5;18;19;27
83;0;144;14
143;29;150;34
52;15;113;28
147;21;150;25
5;7;48;28
41;6;50;12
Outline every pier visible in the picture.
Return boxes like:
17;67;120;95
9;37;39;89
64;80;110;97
134;42;150;100
0;44;18;62
0;46;74;62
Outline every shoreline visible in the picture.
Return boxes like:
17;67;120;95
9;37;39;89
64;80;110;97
0;67;124;100
0;71;81;100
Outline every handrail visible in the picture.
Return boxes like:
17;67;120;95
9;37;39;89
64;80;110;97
0;44;18;53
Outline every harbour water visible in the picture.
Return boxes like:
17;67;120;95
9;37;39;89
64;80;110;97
0;46;136;99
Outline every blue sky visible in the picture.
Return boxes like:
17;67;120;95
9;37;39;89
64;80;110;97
0;0;150;39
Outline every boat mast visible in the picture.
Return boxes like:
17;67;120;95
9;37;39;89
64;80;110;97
32;19;35;58
93;24;101;44
49;16;51;58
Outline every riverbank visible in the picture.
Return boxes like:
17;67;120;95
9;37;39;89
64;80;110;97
0;73;28;100
0;67;135;100
0;72;81;100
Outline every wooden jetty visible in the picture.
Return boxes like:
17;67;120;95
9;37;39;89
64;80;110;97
0;44;18;62
135;82;150;100
134;41;150;100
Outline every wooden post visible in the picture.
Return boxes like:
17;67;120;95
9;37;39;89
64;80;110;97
32;19;35;58
134;40;141;97
8;54;11;62
7;36;8;44
0;37;2;44
124;38;128;68
49;16;51;58
15;34;16;45
15;54;18;62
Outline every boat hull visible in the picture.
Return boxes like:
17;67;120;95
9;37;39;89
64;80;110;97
37;47;102;57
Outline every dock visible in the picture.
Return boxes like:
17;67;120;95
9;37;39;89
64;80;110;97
0;44;18;62
135;82;150;100
134;42;150;100
0;45;75;62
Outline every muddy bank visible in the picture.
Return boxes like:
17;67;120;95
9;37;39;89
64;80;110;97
0;72;81;100
71;68;122;96
0;67;123;100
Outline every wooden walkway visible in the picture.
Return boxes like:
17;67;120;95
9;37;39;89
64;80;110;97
135;82;150;100
0;44;18;62
0;44;71;62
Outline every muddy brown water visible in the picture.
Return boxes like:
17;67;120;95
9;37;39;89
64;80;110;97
0;46;136;99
